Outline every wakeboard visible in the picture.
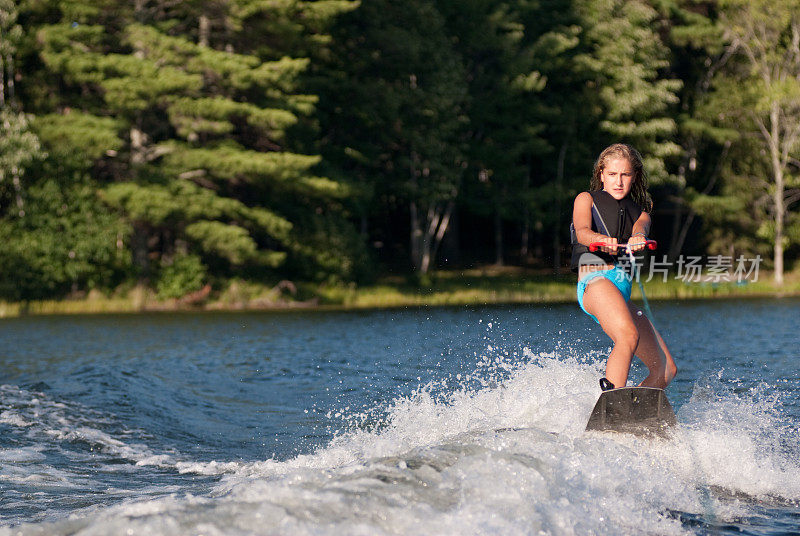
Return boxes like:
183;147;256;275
585;386;676;438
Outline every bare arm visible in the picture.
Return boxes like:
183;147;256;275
628;212;652;251
572;192;617;252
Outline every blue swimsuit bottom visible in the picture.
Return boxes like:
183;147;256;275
576;266;632;323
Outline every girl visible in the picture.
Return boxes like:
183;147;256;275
571;143;677;390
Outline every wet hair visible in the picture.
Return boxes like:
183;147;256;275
590;143;652;213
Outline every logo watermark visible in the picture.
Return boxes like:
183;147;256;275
616;254;762;283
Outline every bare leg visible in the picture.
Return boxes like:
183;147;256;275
627;303;678;388
582;279;639;388
652;320;677;386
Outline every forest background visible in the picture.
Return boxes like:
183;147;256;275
1;0;800;309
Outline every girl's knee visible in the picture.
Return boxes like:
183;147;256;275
667;361;677;381
612;324;639;353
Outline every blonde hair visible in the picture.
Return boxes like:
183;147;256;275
590;143;652;213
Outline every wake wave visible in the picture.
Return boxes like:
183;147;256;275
2;351;799;535
0;384;176;470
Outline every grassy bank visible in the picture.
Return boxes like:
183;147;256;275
318;266;800;308
1;267;799;318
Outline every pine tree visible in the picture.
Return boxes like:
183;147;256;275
0;0;129;301
320;0;468;274
519;0;681;267
651;0;741;261
437;0;548;266
576;0;682;181
29;0;360;296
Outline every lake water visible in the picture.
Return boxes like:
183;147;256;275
1;298;799;535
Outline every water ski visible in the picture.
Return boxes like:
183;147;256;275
585;386;676;438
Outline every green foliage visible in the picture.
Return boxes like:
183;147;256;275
160;143;322;185
0;179;131;300
185;220;259;265
699;0;800;280
156;253;207;299
22;0;363;294
574;0;682;182
688;191;745;220
319;0;468;271
6;0;800;301
691;136;774;258
33;112;122;165
285;209;374;282
0;0;23;59
166;97;298;140
0;111;45;213
438;0;549;227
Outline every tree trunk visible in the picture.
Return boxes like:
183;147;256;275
494;208;503;266
360;213;368;239
670;140;730;261
769;103;785;286
428;201;454;272
408;149;454;274
6;54;14;104
410;200;454;274
668;200;684;262
131;223;150;280
130;0;148;168
521;212;529;262
199;15;210;47
0;54;5;108
134;0;146;22
668;149;691;261
553;140;567;272
521;163;531;261
12;166;23;216
410;199;422;270
773;168;785;286
130;123;147;166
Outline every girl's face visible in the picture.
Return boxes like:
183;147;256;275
600;157;634;200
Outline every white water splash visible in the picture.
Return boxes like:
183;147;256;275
2;353;800;535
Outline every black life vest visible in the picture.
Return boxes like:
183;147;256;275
570;190;643;272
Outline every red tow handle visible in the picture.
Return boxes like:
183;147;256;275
588;240;657;252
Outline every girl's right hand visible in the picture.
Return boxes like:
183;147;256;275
596;236;618;254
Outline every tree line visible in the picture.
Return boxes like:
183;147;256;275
0;0;798;301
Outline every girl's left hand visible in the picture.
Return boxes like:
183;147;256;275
628;234;647;252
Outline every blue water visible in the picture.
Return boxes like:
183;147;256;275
1;298;799;535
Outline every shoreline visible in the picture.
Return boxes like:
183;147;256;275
1;268;798;318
